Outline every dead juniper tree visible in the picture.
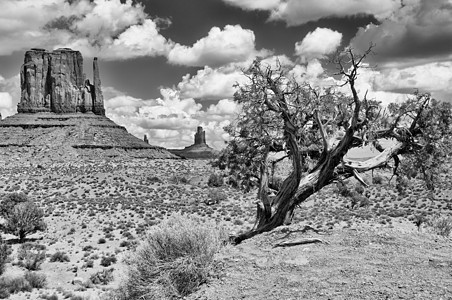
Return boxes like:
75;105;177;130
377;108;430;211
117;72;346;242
215;47;452;244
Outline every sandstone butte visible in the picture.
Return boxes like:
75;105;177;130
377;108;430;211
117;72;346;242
0;48;177;162
169;126;219;159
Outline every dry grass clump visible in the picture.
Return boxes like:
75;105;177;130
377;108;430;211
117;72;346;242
426;215;452;237
116;213;227;300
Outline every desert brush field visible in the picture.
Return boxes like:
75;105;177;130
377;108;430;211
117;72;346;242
0;158;451;299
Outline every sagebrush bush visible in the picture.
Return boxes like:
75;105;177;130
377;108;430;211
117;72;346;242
0;237;10;276
17;243;46;270
207;173;224;187
116;214;227;300
372;175;383;185
336;182;352;198
24;271;47;289
0;276;32;298
49;251;70;262
205;189;227;205
426;215;452;237
90;268;115;285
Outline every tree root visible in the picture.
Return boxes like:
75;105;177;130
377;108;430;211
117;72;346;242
273;238;327;248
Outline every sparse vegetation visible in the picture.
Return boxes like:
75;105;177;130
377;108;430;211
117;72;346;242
17;243;46;271
115;214;226;299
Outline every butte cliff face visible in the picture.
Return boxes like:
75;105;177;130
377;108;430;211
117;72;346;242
18;48;104;115
0;48;176;162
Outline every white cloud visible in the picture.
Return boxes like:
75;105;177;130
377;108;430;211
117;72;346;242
104;88;238;149
295;28;342;62
372;61;452;102
167;25;269;67
178;66;246;100
0;0;172;60
0;74;20;118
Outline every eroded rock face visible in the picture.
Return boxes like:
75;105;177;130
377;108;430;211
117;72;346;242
194;126;206;145
18;48;105;115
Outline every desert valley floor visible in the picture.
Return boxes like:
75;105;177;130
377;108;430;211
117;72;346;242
0;158;451;299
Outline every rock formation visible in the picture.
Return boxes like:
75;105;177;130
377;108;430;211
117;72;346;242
0;48;177;161
169;126;219;159
17;48;104;115
144;135;149;144
194;126;206;145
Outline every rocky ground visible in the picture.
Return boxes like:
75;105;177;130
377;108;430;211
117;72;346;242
0;158;451;299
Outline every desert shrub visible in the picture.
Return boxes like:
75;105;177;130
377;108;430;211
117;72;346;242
0;193;28;217
100;255;117;267
24;271;46;288
0;237;10;276
17;243;46;271
372;175;383;185
395;176;409;196
205;189;227;205
2;200;46;243
169;175;189;184
425;215;452;237
49;251;70;262
0;276;32;297
98;238;106;244
89;268;114;285
116;213;226;300
207;173;224;187
336;182;352;198
354;185;365;195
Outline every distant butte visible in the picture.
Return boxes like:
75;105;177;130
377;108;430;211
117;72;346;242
0;48;177;162
169;126;219;159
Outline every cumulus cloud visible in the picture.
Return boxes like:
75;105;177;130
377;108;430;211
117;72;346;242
167;25;270;67
0;0;172;60
371;61;452;102
294;28;342;62
0;74;20;118
105;88;239;149
351;0;452;67
221;0;399;26
177;66;246;100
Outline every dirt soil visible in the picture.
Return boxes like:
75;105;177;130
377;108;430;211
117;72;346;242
189;223;452;300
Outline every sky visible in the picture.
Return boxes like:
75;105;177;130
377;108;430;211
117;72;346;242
1;0;452;150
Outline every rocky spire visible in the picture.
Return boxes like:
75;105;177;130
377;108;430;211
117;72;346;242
194;126;206;145
144;134;149;144
92;57;105;116
17;48;105;115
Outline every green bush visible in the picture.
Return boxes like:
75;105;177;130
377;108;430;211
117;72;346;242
2;200;46;243
207;173;224;187
116;214;226;300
